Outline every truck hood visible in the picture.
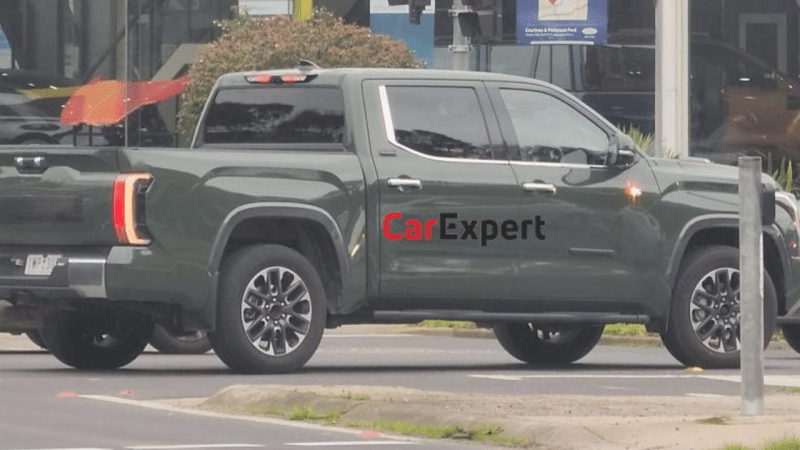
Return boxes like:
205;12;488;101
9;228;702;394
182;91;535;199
647;157;779;193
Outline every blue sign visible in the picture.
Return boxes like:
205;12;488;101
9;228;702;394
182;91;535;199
370;0;434;67
0;26;9;49
517;0;608;45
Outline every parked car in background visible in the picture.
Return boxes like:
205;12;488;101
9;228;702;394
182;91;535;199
0;69;80;145
491;30;800;165
0;69;176;147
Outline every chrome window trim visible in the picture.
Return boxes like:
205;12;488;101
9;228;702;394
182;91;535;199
509;160;608;170
377;85;507;166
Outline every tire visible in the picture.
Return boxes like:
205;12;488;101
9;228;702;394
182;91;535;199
17;138;52;145
493;323;605;364
208;244;327;374
25;330;47;350
149;325;212;354
781;324;800;354
661;245;778;369
39;311;154;370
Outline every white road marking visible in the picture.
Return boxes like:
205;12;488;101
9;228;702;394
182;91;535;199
324;334;417;338
698;375;800;387
286;441;416;446
2;448;112;450
469;373;800;388
686;393;727;398
469;374;696;381
79;395;379;437
126;445;263;449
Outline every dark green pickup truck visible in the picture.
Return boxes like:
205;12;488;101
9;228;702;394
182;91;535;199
1;67;800;373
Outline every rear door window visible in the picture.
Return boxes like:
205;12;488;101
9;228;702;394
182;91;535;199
203;87;345;145
383;85;495;160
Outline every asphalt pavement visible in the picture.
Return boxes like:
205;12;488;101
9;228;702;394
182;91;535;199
2;326;800;450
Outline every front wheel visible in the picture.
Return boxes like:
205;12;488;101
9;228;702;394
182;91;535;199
208;244;327;374
493;323;605;364
39;311;154;370
661;245;777;369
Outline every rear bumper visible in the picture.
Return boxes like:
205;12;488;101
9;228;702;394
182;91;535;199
0;255;106;301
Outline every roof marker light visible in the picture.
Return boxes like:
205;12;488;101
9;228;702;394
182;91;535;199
280;74;306;83
246;75;273;84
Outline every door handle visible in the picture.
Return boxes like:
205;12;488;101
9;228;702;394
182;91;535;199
522;182;557;194
388;178;422;191
14;156;47;174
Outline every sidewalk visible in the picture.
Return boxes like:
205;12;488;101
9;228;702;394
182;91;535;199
169;383;800;450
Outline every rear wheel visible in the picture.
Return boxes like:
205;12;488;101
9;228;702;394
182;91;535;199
493;323;605;364
149;325;212;354
661;245;777;369
39;311;154;370
208;244;327;374
17;137;51;145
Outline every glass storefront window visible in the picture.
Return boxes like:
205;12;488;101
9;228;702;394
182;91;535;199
0;0;236;148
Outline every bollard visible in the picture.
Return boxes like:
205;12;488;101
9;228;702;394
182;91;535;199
738;156;764;416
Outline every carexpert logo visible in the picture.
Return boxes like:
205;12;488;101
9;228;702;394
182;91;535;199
382;212;546;246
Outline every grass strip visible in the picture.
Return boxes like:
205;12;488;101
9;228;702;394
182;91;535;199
720;438;800;450
697;416;728;425
288;405;342;424
415;320;477;329
348;420;528;447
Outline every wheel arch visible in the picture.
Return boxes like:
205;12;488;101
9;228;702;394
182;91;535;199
666;215;790;319
208;203;351;320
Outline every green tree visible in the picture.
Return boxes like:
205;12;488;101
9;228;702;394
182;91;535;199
177;9;423;142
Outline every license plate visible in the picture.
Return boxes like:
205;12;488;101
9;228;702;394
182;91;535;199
24;254;61;276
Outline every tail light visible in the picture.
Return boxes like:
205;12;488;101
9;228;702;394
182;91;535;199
113;174;153;245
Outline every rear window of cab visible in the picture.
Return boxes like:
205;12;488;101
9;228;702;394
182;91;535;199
202;86;345;145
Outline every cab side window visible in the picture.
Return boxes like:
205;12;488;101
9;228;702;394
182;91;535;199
384;86;495;160
499;89;609;165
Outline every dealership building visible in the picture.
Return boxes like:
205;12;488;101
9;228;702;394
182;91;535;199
0;0;796;159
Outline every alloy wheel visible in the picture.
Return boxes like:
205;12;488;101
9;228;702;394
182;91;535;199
689;267;741;353
240;266;312;356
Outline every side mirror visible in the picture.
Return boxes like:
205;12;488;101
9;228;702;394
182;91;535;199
614;149;637;167
608;133;636;167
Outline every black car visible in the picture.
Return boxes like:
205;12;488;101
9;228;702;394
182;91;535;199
0;69;175;147
0;69;80;144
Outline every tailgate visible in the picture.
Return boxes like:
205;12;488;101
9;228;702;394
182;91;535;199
0;146;121;246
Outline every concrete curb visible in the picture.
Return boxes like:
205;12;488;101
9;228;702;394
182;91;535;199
189;384;800;450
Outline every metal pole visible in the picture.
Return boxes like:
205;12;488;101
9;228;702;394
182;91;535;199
450;0;470;71
739;156;764;416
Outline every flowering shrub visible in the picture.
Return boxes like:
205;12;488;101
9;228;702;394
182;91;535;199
177;9;423;141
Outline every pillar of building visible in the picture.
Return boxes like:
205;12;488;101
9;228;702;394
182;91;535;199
655;0;690;158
